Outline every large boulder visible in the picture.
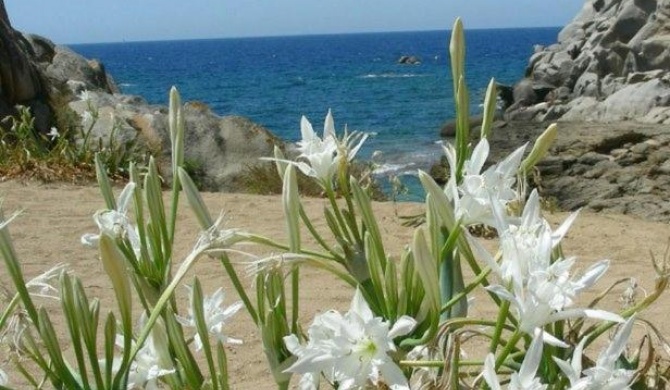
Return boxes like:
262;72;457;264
68;91;283;192
504;0;670;123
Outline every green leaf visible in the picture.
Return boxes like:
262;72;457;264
178;167;214;229
282;165;301;252
191;278;220;390
95;153;116;209
480;78;498;139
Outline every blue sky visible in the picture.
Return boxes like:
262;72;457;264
6;1;585;44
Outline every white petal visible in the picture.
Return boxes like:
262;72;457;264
598;315;636;368
349;288;373;321
323;109;336;140
552;209;580;246
284;334;301;354
521;189;541;226
553;357;580;385
469;138;490;175
499;143;527;175
378;360;410;390
519;328;544;385
81;233;100;247
388;315;417;339
482;354;502;390
117;182;136;213
575;259;609;291
541;330;569;348
300;116;316;142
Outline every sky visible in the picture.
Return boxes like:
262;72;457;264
6;0;585;44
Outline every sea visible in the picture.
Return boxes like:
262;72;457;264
72;28;561;200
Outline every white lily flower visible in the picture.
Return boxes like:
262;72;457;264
487;258;622;346
26;263;68;300
47;126;60;140
292;111;340;183
471;189;580;287
115;316;174;390
266;110;367;187
483;329;547;390
177;286;243;351
284;289;416;390
81;182;141;256
78;90;91;103
554;316;637;390
444;138;526;226
193;212;246;256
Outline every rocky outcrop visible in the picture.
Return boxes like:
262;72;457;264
481;120;670;222
397;55;421;65
505;0;670;124
0;1;49;131
68;91;282;192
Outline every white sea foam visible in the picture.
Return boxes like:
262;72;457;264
372;162;415;176
359;73;427;79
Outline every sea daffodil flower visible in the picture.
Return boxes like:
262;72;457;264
471;189;579;287
26;263;68;300
177;286;243;351
483;329;547;390
553;316;637;390
284;289;416;389
81;181;141;256
487;258;621;346
443;138;526;226
114;316;174;390
267;110;367;187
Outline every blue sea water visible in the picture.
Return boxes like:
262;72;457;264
72;28;560;199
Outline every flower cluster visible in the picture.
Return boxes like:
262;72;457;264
284;289;416;389
177;285;243;351
273;110;367;187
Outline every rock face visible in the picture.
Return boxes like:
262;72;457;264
0;1;49;131
68;91;282;192
505;0;670;123
483;120;670;222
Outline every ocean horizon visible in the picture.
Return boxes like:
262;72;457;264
72;27;561;199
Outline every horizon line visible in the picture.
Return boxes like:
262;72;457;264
65;25;562;46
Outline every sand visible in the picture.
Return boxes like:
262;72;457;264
1;180;669;389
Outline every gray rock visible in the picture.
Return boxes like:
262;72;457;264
68;91;283;192
506;0;670;123
46;46;118;94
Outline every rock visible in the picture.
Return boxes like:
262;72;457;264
68;91;283;192
397;55;421;65
0;3;47;130
504;0;670;124
46;46;119;94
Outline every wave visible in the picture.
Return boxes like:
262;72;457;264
372;162;417;176
119;83;135;87
358;73;428;79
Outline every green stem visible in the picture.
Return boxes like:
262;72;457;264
217;253;258;325
298;207;339;258
488;299;510;354
440;266;491;315
291;266;299;334
324;184;354;243
495;330;522;370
